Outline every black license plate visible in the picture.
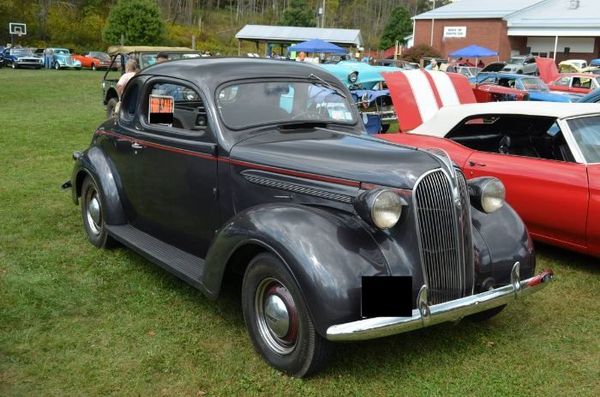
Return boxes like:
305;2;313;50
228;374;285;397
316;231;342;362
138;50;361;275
361;276;412;317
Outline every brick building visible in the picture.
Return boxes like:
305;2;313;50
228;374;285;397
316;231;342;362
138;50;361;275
413;0;600;63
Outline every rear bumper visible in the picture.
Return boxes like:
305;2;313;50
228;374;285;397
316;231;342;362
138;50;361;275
326;262;553;342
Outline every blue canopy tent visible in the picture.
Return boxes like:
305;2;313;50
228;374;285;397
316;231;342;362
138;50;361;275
288;39;347;54
449;45;499;65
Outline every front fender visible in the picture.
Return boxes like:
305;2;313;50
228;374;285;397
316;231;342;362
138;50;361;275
71;146;126;225
471;202;535;289
203;204;389;336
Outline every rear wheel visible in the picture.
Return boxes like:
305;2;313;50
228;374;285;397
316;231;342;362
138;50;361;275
80;176;115;248
242;253;331;377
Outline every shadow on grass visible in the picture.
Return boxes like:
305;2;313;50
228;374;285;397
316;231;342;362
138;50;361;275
535;242;599;275
109;246;245;325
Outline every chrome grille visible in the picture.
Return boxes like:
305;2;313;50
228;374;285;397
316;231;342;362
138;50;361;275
414;169;474;305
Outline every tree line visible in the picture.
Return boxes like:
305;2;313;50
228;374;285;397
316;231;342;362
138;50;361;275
0;0;448;53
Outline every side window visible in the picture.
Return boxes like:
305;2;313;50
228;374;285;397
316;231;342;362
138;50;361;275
146;81;208;134
580;78;591;89
120;81;140;121
514;79;524;90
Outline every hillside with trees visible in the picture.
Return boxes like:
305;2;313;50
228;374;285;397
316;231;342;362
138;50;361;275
0;0;449;53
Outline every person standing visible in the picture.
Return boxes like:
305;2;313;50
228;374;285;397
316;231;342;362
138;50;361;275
116;59;140;98
156;52;169;63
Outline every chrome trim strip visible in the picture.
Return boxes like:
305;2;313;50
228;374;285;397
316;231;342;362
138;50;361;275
242;173;354;203
326;263;554;342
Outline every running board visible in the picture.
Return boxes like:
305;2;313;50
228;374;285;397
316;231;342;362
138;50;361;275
106;224;206;291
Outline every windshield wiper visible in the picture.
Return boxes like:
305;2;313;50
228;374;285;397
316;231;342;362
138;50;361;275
308;73;346;99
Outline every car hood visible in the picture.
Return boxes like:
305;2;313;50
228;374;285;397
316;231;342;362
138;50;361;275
229;128;444;189
527;90;575;102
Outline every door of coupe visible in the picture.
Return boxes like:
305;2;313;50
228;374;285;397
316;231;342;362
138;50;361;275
464;152;588;248
127;79;220;258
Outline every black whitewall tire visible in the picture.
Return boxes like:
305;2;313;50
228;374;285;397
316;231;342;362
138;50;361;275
80;176;115;248
242;253;331;377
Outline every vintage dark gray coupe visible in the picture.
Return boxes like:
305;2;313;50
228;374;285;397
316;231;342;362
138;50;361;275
66;58;553;377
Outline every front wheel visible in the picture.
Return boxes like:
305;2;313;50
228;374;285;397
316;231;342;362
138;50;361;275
242;253;331;377
11;63;17;69
80;176;115;248
92;63;96;71
54;62;60;70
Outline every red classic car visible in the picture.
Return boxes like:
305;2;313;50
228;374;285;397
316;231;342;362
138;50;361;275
472;78;529;102
72;51;114;70
379;102;600;257
547;73;600;95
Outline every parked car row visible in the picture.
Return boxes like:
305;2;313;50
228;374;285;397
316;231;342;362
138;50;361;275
0;46;121;70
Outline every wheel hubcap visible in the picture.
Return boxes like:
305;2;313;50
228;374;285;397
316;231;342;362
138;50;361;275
85;189;102;235
264;295;290;338
255;278;298;355
88;196;101;225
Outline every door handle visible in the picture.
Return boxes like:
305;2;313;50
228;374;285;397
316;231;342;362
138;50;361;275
131;142;144;150
468;161;486;167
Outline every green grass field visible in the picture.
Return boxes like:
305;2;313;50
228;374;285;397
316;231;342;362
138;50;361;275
0;69;599;396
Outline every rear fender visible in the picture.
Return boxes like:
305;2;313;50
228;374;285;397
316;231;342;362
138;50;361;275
203;204;389;336
71;146;126;225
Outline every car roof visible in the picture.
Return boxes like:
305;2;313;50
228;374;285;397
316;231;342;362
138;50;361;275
557;73;598;78
137;57;344;89
107;45;196;55
485;73;537;79
578;88;600;103
410;102;600;137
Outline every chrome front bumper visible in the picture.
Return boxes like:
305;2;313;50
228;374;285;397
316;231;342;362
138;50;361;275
326;262;554;342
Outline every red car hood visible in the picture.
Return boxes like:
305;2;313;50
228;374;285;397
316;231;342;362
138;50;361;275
382;70;476;132
535;57;560;84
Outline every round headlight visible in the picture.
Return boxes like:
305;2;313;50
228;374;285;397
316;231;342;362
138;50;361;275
348;71;358;84
480;178;505;213
371;190;403;229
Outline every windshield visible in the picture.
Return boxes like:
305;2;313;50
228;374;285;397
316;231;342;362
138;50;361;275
10;48;33;56
507;57;525;64
568;115;600;162
519;77;548;91
91;52;110;60
55;49;70;55
139;52;199;68
459;67;481;77
217;81;357;130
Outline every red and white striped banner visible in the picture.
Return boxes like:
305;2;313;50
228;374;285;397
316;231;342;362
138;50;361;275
382;70;476;132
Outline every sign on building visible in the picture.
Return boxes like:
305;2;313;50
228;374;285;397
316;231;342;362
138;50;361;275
443;26;467;38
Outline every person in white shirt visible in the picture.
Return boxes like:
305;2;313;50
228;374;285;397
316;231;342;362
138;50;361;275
116;59;140;98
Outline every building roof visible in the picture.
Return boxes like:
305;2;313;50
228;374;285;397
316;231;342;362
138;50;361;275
414;0;544;20
235;25;362;47
506;0;600;36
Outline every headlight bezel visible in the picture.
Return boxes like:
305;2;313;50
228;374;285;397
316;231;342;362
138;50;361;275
468;177;505;213
354;188;406;230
